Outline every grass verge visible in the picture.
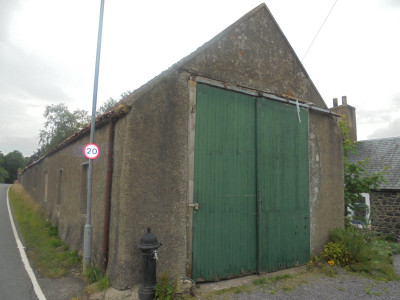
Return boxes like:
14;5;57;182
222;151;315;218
8;184;81;278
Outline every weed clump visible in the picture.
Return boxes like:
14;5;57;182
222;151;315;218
323;227;370;267
155;274;178;300
84;264;109;292
321;227;400;281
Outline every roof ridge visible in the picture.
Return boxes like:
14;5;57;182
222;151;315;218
351;136;400;190
357;136;400;143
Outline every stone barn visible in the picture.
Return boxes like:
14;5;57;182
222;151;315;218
20;4;344;289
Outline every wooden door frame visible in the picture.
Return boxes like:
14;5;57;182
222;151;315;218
186;79;197;278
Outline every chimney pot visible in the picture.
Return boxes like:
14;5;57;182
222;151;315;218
333;98;338;107
342;96;347;105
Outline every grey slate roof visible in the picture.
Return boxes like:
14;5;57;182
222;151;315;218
348;137;400;190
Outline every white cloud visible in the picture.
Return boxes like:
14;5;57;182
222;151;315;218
369;119;400;139
367;96;400;139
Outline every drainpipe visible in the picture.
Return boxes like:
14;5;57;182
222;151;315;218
102;119;115;273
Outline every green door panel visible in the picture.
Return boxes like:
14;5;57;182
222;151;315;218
192;84;310;281
193;84;257;281
256;98;310;272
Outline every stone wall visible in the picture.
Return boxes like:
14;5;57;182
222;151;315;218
20;122;112;265
370;190;400;240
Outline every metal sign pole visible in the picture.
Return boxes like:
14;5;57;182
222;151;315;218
83;0;105;273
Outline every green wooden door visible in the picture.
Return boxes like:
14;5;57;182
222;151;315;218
256;98;310;272
192;84;258;281
192;84;310;281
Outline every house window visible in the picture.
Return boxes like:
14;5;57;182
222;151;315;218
80;162;89;214
57;169;63;204
351;193;371;227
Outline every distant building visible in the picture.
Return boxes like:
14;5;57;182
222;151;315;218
331;94;400;239
349;137;400;238
20;4;344;289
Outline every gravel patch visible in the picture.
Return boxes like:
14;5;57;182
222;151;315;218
233;272;400;299
39;256;400;299
208;255;400;300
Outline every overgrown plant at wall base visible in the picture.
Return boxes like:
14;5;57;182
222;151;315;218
323;227;370;267
339;117;387;224
321;227;400;281
155;274;178;300
84;264;109;293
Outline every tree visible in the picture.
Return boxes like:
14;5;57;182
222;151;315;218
26;148;43;166
97;97;118;116
36;91;132;157
39;103;90;155
339;117;386;224
0;151;9;183
3;150;25;183
97;90;131;116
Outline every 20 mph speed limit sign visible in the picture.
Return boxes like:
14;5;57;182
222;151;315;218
84;143;100;159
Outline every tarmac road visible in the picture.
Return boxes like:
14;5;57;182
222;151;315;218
0;183;42;300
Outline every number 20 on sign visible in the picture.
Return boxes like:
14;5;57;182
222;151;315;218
84;143;100;159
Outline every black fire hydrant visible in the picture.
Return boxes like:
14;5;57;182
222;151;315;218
138;227;162;300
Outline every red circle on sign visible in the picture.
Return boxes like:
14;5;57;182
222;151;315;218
84;143;100;159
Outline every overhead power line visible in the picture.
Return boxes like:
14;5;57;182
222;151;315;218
302;0;339;62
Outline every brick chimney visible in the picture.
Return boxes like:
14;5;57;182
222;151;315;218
330;96;357;142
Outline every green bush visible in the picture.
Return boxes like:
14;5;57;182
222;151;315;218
327;227;373;265
323;241;350;266
322;227;400;281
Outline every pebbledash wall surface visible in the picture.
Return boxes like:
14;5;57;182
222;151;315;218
20;4;344;290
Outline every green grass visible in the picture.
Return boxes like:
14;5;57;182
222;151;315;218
349;238;400;281
253;273;306;294
84;264;108;286
203;284;252;299
253;274;294;286
9;184;82;278
84;264;109;293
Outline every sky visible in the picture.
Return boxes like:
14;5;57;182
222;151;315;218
1;0;399;157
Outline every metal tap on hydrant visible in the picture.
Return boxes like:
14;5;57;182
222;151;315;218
138;227;162;300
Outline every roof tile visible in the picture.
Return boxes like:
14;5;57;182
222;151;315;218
348;137;400;190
